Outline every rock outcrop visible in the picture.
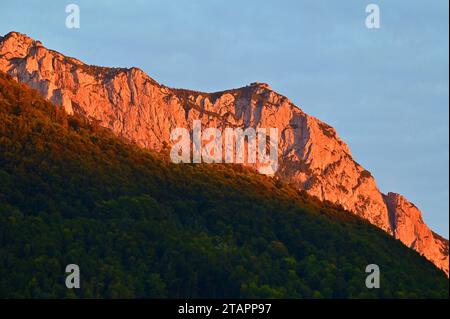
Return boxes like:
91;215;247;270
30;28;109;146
385;192;449;275
0;31;447;275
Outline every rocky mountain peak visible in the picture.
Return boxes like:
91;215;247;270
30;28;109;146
385;192;449;276
0;32;447;275
0;32;39;59
249;82;272;90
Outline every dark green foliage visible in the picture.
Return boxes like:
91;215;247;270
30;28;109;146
0;72;448;298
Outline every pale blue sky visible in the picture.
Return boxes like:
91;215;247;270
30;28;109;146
1;0;448;236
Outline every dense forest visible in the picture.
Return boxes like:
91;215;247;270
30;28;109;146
0;71;448;298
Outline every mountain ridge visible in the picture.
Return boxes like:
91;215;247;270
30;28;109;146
0;70;447;297
0;31;448;275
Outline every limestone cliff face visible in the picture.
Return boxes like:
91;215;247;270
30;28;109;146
0;31;447;275
385;193;449;275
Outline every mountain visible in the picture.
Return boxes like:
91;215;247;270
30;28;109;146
0;31;448;275
0;70;448;298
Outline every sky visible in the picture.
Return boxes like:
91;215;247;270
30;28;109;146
1;0;448;236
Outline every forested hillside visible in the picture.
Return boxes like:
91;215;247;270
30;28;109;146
0;72;448;298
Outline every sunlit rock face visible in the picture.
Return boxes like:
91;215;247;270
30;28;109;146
0;31;447;275
385;193;449;276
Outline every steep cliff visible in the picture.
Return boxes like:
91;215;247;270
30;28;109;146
0;31;447;275
385;192;449;275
